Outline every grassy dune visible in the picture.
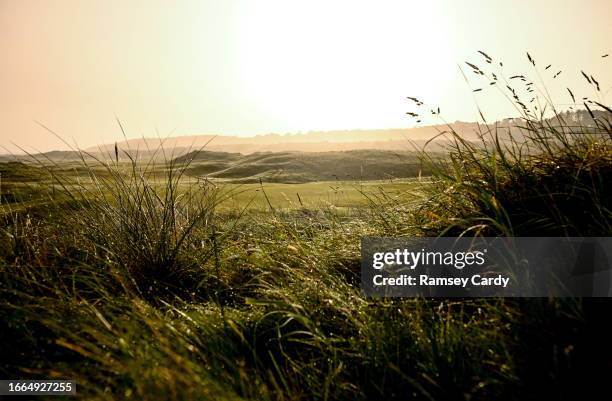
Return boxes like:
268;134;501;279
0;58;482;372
178;149;430;183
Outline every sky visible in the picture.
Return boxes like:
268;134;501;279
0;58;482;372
0;0;610;152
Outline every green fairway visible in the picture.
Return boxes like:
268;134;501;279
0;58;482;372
216;179;423;211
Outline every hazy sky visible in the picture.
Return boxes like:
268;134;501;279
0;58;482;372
1;0;610;152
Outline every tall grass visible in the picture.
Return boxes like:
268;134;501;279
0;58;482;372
0;157;524;399
406;52;611;236
67;153;225;301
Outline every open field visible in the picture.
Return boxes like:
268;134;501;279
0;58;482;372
217;179;422;211
0;180;423;217
0;159;423;213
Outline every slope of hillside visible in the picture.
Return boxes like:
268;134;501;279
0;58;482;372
85;124;473;155
85;111;609;155
178;149;430;183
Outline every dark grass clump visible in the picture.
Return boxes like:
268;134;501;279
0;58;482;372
62;155;221;302
408;52;612;236
6;138;231;303
420;122;611;236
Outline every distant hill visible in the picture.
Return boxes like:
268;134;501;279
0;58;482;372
0;149;433;184
177;149;433;183
2;110;608;162
84;110;611;156
0;124;461;162
85;124;477;155
0;148;188;163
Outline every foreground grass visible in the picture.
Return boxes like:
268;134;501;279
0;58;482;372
0;197;581;401
0;159;608;400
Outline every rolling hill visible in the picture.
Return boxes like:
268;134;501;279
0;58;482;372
177;149;432;183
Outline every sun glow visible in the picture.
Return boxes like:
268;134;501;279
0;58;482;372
236;0;453;131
